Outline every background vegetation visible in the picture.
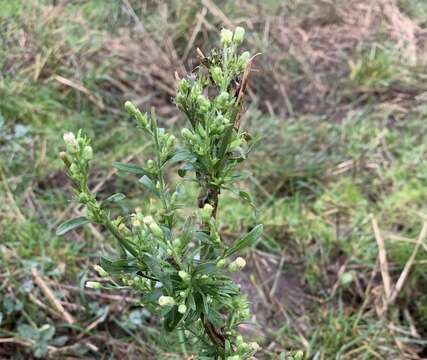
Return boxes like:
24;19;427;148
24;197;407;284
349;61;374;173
1;0;427;358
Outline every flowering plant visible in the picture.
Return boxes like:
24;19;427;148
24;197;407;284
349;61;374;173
58;27;262;359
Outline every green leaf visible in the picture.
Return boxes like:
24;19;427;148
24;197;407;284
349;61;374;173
164;306;183;332
139;175;159;196
167;149;196;165
113;162;150;176
102;193;126;205
100;257;139;275
224;224;263;257
56;217;90;236
18;324;37;339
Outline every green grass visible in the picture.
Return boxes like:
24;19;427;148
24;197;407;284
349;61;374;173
1;0;427;358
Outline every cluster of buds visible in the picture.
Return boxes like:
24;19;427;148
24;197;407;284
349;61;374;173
61;131;93;186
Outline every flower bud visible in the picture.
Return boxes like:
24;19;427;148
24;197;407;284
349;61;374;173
294;351;304;360
69;163;79;176
158;295;175;307
237;51;250;70
93;265;108;277
216;91;230;107
233;26;245;44
143;216;163;238
63;132;77;150
211;66;223;85
178;78;190;94
220;28;233;46
235;257;246;269
178;304;187;314
82;145;93;161
228;257;246;272
86;281;101;289
201;203;214;220
124;101;148;127
147;159;155;171
197;94;210;113
181;128;195;142
217;259;227;268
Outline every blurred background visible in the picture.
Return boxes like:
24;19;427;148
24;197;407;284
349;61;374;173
1;0;427;358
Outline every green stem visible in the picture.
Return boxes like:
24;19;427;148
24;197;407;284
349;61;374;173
104;217;138;258
152;114;172;228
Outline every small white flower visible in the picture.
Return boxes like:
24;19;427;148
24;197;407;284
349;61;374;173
235;257;246;269
158;295;175;307
178;304;187;314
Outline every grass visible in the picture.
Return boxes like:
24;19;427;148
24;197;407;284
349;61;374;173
1;0;427;359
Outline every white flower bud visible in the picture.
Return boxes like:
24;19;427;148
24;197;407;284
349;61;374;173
229;257;246;272
235;257;246;269
93;265;108;277
86;281;101;289
178;304;187;314
220;28;233;46
158;295;175;307
63;132;77;147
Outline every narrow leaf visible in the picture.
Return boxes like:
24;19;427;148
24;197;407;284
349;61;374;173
56;217;90;236
139;175;159;196
113;162;150;176
224;224;263;257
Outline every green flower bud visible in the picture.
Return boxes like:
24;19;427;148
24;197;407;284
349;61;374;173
69;163;79;175
82;145;93;161
147;159;155;171
86;281;101;289
197;94;210;113
211;66;223;85
158;295;175;307
233;26;245;44
178;78;190;94
124;101;148;128
181;128;195;142
216;91;230;107
78;192;90;203
178;304;187;314
201;203;214;220
217;259;227;268
237;51;250;71
220;28;233;46
294;351;304;360
143;216;163;238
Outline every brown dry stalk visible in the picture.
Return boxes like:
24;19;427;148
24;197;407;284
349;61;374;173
388;222;427;305
31;267;75;325
371;215;391;300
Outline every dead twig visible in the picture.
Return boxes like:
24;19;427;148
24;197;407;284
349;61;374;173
371;215;391;302
388;222;427;305
31;268;75;325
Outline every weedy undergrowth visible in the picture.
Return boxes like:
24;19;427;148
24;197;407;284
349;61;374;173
57;28;263;359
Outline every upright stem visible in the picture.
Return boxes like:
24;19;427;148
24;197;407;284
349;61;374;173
152;113;172;228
